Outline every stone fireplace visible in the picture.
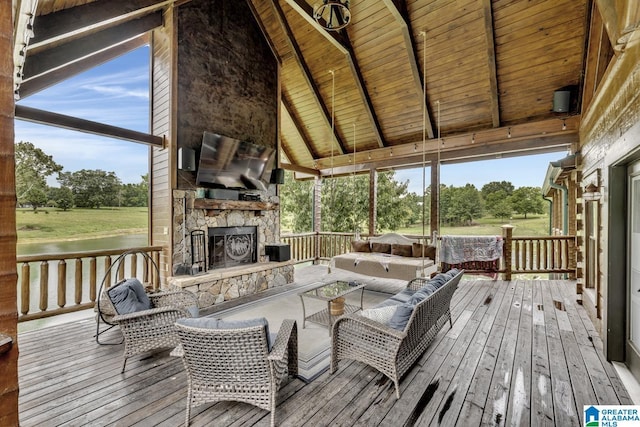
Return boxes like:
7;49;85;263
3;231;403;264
168;189;294;310
209;226;257;269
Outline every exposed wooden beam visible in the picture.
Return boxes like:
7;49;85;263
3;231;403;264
283;0;348;54
279;143;296;165
480;0;500;128
29;0;168;48
18;34;148;99
280;162;320;176
315;116;580;173
383;0;435;139
270;0;346;155
282;96;318;159
15;105;164;147
23;12;162;81
245;0;281;64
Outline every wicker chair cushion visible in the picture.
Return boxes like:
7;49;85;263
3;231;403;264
107;278;152;314
177;316;272;349
359;305;397;324
388;303;413;331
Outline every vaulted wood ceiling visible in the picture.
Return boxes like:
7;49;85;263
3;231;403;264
13;0;596;174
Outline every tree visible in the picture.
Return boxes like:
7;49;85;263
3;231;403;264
47;186;74;211
485;189;512;220
481;181;514;200
321;174;369;233
58;169;122;208
120;174;149;207
280;171;314;232
440;184;483;226
376;172;413;232
511;186;545;218
15;141;63;210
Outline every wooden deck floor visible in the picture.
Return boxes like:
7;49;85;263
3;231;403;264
18;279;632;426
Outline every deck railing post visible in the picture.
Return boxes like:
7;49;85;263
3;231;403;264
502;225;514;281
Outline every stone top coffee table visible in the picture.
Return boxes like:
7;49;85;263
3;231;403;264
298;281;365;334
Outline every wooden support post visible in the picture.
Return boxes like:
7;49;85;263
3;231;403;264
502;224;514;281
369;169;377;236
313;177;322;264
0;0;18;421
430;160;440;236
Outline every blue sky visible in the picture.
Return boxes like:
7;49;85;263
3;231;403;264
15;47;151;185
15;46;565;190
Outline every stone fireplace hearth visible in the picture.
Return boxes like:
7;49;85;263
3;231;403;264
168;189;294;309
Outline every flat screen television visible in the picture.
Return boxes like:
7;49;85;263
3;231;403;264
196;132;275;191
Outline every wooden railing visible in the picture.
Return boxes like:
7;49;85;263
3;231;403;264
16;246;163;322
281;229;576;279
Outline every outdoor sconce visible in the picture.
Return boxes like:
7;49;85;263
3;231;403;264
583;183;602;201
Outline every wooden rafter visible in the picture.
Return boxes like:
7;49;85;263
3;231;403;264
19;34;149;99
245;0;280;64
23;12;162;81
271;0;347;155
15;105;164;147
281;162;320;176
285;0;385;148
384;0;435;139
29;0;169;49
480;0;500;128
282;95;318;160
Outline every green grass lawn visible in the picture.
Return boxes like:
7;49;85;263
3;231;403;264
16;207;148;243
394;214;550;237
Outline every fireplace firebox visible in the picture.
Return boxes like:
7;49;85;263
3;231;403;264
208;226;257;269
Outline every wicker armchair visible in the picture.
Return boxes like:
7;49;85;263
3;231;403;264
98;286;198;373
173;318;298;427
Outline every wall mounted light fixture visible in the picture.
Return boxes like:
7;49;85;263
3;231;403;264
583;183;602;201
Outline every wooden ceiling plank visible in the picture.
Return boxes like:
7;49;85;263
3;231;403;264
271;0;347;155
23;11;163;81
15;104;164;147
282;95;319;159
481;0;500;128
18;34;148;98
384;0;435;139
30;0;167;48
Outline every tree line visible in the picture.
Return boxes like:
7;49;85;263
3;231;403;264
280;171;546;233
15;141;148;211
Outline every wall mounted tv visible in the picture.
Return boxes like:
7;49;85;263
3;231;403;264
196;131;275;192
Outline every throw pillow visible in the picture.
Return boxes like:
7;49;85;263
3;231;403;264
107;278;152;315
410;284;438;304
360;306;397;324
351;240;371;252
412;243;436;259
391;244;413;257
371;242;391;254
388;303;414;331
428;273;449;289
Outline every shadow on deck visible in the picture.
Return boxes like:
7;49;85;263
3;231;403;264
18;278;632;426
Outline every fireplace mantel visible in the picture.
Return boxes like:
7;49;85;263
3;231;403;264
194;198;278;215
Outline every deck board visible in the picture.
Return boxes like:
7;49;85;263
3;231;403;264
18;278;632;426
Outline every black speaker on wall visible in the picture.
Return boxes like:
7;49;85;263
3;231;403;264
178;147;196;171
552;90;571;113
270;168;285;184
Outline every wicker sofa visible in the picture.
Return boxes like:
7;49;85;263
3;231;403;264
330;269;464;398
331;233;437;281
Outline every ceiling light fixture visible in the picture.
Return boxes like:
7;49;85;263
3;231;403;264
314;0;351;31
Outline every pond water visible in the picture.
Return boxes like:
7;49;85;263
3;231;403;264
17;234;148;256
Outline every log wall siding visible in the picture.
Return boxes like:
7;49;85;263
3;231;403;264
176;0;278;190
0;0;18;422
579;5;640;360
150;10;175;281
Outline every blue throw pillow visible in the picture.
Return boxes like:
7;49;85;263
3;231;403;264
390;288;416;304
428;274;449;289
409;284;438;305
388;303;413;331
107;278;152;314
